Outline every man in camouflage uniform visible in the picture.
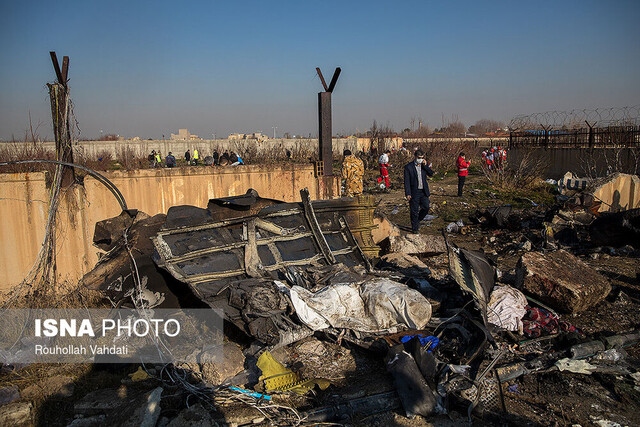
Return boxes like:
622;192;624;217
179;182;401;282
341;149;364;197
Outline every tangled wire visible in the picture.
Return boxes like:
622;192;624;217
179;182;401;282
509;105;640;130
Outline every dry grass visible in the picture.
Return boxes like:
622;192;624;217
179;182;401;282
0;142;56;174
481;149;547;190
390;140;481;172
227;141;317;164
0;279;107;310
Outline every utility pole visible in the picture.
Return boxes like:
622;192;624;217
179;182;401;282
47;51;75;185
316;67;341;176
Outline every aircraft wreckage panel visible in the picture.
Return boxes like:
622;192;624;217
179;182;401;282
152;190;370;306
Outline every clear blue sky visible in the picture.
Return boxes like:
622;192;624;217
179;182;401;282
0;0;638;140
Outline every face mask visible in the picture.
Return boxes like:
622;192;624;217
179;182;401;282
415;158;423;165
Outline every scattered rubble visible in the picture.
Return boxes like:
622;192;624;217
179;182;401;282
4;176;640;426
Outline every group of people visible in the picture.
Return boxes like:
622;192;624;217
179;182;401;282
481;146;507;170
148;150;174;168
148;149;245;168
196;150;244;166
342;148;474;234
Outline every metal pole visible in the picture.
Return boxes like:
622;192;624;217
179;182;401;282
318;92;333;175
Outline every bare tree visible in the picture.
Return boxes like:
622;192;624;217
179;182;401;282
468;119;505;135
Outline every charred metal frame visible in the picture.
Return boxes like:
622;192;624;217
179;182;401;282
151;189;369;297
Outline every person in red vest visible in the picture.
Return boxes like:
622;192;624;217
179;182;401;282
376;150;391;189
457;152;471;197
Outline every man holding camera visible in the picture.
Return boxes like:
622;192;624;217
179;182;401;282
404;149;435;233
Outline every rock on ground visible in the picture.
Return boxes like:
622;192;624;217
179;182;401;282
21;375;74;400
516;250;611;313
167;403;218;427
194;342;245;385
0;385;20;405
67;415;107;426
389;234;446;256
122;387;163;427
73;385;163;426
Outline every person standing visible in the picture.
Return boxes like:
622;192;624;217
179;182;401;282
166;152;176;168
193;148;200;166
341;149;364;197
230;151;244;166
184;149;191;165
456;152;471;197
404;150;434;233
220;151;230;166
377;150;391;189
154;151;162;168
213;150;219;166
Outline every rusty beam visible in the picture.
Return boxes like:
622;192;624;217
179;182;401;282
49;51;64;85
61;56;69;85
327;67;341;93
318;92;333;175
316;67;328;91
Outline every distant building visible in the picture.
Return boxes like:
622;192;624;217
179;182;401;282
228;132;267;141
171;129;200;140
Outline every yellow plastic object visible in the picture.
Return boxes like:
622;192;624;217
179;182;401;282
257;351;330;395
129;366;151;381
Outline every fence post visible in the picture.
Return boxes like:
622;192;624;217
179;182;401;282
585;121;594;148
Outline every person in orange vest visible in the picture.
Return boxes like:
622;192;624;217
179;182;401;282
456;152;471;197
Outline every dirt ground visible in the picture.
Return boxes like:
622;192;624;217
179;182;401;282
360;168;640;426
1;169;639;426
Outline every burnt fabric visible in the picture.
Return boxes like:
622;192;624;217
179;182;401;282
522;307;581;338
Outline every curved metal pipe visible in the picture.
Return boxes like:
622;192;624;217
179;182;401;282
0;159;128;210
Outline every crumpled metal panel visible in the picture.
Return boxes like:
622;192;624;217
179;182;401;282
151;189;370;304
447;242;496;326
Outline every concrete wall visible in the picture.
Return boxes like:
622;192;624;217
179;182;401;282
508;147;640;179
0;164;338;291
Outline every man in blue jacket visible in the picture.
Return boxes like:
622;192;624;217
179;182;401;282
404;149;435;233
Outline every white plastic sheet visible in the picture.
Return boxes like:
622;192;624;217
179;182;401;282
487;285;527;332
281;278;432;333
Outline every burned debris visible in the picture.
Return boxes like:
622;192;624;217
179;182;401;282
4;169;640;426
72;178;640;425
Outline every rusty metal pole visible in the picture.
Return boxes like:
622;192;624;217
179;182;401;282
318;91;333;175
316;67;341;177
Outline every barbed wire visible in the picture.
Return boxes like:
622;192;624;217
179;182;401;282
509;105;640;130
